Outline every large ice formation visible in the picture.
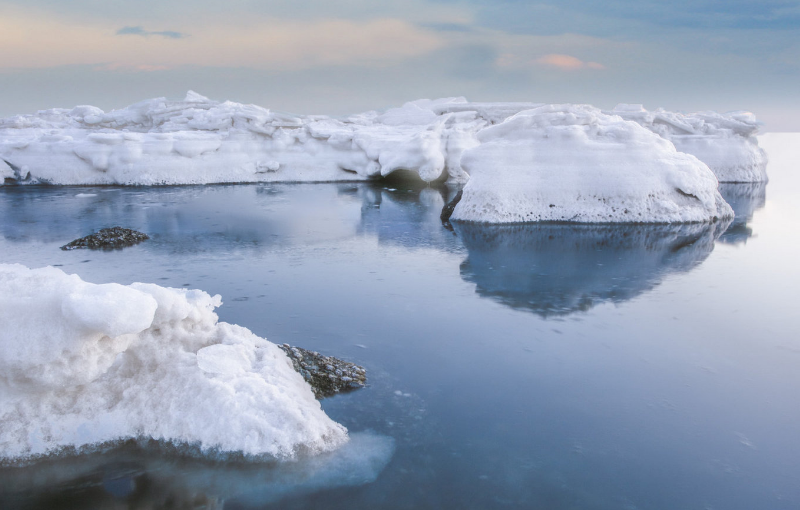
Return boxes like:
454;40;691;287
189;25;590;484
0;92;540;185
451;105;733;223
0;92;767;189
608;104;768;182
0;264;348;461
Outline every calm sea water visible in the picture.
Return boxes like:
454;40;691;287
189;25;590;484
1;134;798;509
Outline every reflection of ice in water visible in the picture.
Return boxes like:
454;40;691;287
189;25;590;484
455;221;729;317
0;432;394;509
0;184;362;251
718;182;767;244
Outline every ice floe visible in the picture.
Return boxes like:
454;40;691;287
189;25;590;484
608;104;768;182
0;93;539;186
451;105;733;223
0;93;771;223
0;264;347;461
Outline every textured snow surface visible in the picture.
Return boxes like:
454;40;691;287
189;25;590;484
1;92;766;189
608;104;768;182
451;105;734;223
0;93;768;222
0;264;347;461
0;92;541;185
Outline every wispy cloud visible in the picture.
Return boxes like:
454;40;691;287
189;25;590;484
0;12;442;70
116;26;185;39
496;52;604;70
95;63;171;72
535;54;604;70
420;22;474;33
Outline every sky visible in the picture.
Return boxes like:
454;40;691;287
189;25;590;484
0;0;798;130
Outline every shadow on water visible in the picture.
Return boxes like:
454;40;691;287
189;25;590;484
0;433;394;510
454;220;730;317
717;182;767;244
355;182;462;252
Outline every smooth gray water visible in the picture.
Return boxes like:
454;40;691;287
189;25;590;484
1;134;799;509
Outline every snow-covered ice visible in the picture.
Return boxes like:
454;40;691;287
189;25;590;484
0;93;772;223
608;104;768;182
0;264;348;461
1;92;767;189
451;105;733;223
0;92;540;186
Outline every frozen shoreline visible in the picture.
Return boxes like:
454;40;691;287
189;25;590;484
0;93;766;222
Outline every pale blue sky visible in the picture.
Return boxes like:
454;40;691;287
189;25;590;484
1;0;798;129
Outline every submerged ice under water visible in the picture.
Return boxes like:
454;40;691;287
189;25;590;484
0;134;798;509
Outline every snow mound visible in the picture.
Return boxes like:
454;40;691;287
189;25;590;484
0;94;540;186
0;264;347;461
0;94;767;193
451;104;733;223
608;104;768;182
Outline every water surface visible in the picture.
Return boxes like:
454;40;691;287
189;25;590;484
1;134;798;509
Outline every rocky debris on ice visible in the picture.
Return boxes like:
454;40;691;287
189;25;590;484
607;104;768;182
0;264;348;461
60;227;149;250
278;344;367;399
439;189;463;224
451;104;734;224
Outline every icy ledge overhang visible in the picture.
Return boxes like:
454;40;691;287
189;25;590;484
0;264;347;462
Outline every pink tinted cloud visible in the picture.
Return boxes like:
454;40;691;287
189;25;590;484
536;54;604;70
95;63;171;72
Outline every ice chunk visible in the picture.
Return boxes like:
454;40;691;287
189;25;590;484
608;105;768;182
0;94;540;186
0;93;767;189
451;104;733;223
184;90;211;103
0;264;347;461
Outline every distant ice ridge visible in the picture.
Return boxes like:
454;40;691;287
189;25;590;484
0;264;348;461
0;91;541;185
608;104;768;182
451;105;733;223
1;92;767;188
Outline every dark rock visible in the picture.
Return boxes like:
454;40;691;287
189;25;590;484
2;158;32;183
440;189;463;223
60;227;149;251
277;344;367;399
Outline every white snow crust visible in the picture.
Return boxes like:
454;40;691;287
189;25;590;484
0;93;767;223
0;264;348;461
451;105;733;223
0;92;540;186
608;104;768;182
